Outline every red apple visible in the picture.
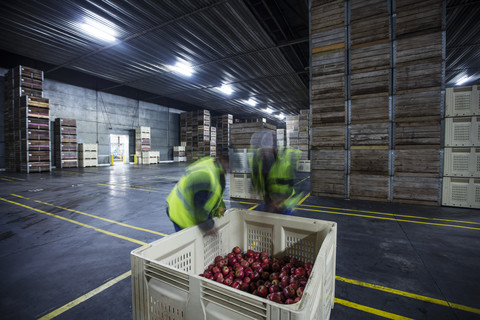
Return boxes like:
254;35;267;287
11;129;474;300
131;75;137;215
233;246;242;254
256;285;268;298
244;267;253;278
214;273;224;283
214;255;223;264
285;298;295;304
246;249;254;258
212;266;220;275
296;287;304;298
222;266;230;276
283;285;296;299
269;285;280;293
235;268;245;279
231;280;241;290
223;277;233;286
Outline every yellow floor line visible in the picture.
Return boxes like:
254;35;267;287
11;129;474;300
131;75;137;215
292;192;310;212
248;204;260;210
38;270;132;320
12;194;29;199
296;207;480;231
29;198;167;237
335;298;413;320
225;199;257;205
299;203;480;226
337;276;480;315
1;178;14;181
3;176;25;181
295;175;310;185
0;198;147;246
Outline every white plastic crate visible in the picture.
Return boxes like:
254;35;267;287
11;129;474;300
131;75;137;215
445;86;479;116
229;173;262;200
444;116;480;146
297;160;311;173
131;209;337;320
444;147;480;177
78;159;98;167
442;177;480;208
78;143;97;152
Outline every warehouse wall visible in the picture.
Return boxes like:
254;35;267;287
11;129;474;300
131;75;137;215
310;0;444;206
1;68;181;167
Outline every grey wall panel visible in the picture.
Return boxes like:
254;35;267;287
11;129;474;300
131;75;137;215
0;74;4;169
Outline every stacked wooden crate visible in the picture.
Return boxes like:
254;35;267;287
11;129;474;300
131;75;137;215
78;143;98;167
210;126;217;157
393;0;443;205
310;0;444;205
311;0;346;197
212;114;233;158
4;65;51;173
173;145;186;162
443;85;480;208
230;119;276;149
348;0;391;201
180;110;212;161
286;115;298;148
54;118;78;168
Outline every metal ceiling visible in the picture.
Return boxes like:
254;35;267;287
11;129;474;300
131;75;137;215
0;0;477;126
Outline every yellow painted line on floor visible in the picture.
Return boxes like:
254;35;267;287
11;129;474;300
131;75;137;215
3;176;25;181
292;192;310;212
12;194;29;199
97;183;171;192
29;198;167;237
248;204;260;210
299;203;480;226
335;298;413;320
336;276;480;315
295;176;310;185
1;178;14;181
297;207;480;231
0;197;147;246
38;270;132;320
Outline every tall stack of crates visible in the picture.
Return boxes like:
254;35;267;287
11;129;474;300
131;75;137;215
4;65;51;173
180;110;213;161
210;126;216;157
230;118;276;149
212;114;233;158
173;145;186;162
135;126;151;163
54;118;78;168
443;85;480;208
286;115;299;148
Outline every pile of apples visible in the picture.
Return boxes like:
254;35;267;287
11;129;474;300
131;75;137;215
199;246;313;304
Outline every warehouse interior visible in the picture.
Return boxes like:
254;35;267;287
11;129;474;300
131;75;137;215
1;0;480;319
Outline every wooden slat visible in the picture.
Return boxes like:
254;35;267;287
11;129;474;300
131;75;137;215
311;170;345;197
396;31;442;65
396;61;442;91
351;95;389;123
351;69;389;96
312;73;345;100
351;149;389;174
311;0;344;32
349;174;389;200
311;149;345;171
351;15;389;46
395;89;442;118
396;0;442;35
351;41;390;72
351;122;389;146
312;27;345;49
311;99;345;124
351;0;388;21
312;50;345;77
394;148;441;176
395;120;441;146
393;176;440;205
312;125;345;147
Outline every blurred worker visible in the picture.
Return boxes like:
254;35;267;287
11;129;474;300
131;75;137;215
166;156;226;232
249;131;303;214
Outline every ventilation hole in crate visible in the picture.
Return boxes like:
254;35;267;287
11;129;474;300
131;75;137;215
475;185;480;203
453;155;469;171
454;125;471;141
455;94;471;111
452;185;468;201
247;227;272;253
285;236;316;262
477;157;480;172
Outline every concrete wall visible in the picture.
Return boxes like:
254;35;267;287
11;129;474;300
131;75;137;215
1;68;182;168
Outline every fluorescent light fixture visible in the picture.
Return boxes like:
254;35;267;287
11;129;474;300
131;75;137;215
244;98;257;106
264;107;273;114
217;84;233;95
275;113;285;120
167;60;194;76
81;19;117;42
456;75;472;86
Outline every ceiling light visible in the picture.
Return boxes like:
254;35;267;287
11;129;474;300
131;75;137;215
275;113;285;120
456;75;472;86
264;107;273;114
167;60;194;76
81;19;117;42
217;84;233;95
244;99;257;106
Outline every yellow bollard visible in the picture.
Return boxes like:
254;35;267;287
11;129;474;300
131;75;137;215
110;155;114;166
123;155;125;164
134;154;137;164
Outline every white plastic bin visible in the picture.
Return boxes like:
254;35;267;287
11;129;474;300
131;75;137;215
131;209;337;320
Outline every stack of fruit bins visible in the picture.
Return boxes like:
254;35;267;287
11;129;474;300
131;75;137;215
131;208;337;320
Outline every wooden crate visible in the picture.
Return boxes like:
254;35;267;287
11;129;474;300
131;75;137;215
350;123;389;146
392;176;440;205
395;89;442;119
311;98;345;124
350;149;389;174
351;42;391;73
312;124;345;148
311;149;345;171
349;174;389;201
351;94;389;123
394;148;441;176
350;15;389;46
396;31;443;65
396;0;442;36
311;170;345;197
395;119;441;146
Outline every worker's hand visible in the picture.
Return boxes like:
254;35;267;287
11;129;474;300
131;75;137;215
213;207;226;218
205;226;218;236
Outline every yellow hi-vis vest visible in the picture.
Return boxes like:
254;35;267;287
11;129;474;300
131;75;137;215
267;147;303;210
166;157;225;229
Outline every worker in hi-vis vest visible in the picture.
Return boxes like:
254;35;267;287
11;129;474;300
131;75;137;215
249;131;303;214
166;157;226;232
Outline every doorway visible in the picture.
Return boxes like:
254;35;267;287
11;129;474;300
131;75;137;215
110;134;129;164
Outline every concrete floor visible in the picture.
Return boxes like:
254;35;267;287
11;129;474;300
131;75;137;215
1;163;479;320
